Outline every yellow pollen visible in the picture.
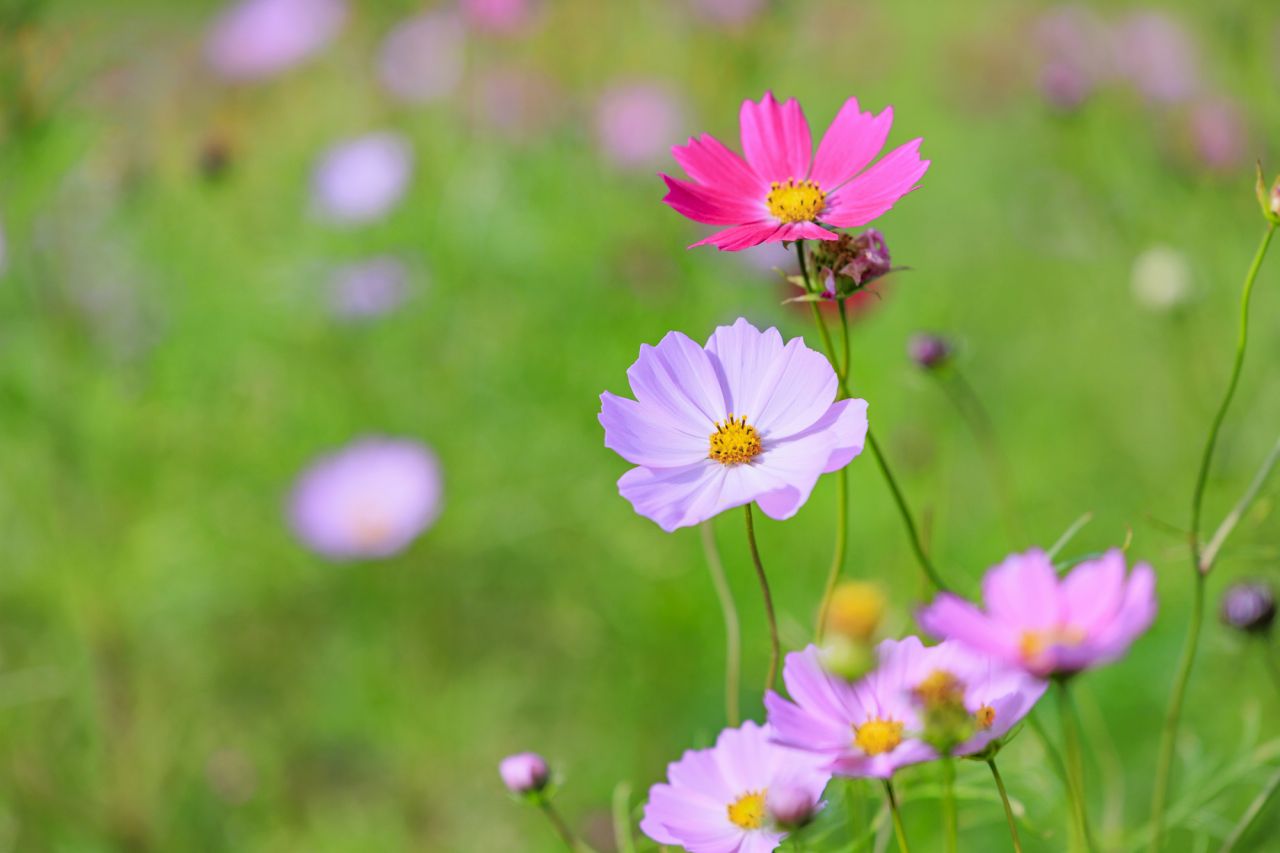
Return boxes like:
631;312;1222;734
976;705;997;729
709;414;762;465
765;178;826;223
727;789;767;830
1019;626;1087;663
912;669;966;709
853;718;904;756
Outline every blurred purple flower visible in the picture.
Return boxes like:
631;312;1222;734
205;0;347;82
461;0;541;35
472;66;562;141
689;0;765;28
329;256;412;320
1221;582;1275;634
908;333;952;370
499;752;550;795
594;83;686;171
377;11;465;104
1186;97;1248;174
1031;5;1113;110
1114;11;1200;105
311;133;413;225
289;437;442;560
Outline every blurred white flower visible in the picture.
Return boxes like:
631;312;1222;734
1131;244;1192;311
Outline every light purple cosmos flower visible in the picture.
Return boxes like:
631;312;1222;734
499;752;550;795
595;83;686;171
599;318;869;532
766;639;1045;776
918;548;1157;678
288;437;442;560
1113;10;1200;105
377;11;465;104
329;256;412;320
205;0;347;82
640;721;830;853
311;133;414;225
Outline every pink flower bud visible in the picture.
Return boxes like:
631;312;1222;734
499;752;550;795
908;333;953;371
767;784;818;829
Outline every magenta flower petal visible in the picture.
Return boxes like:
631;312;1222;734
672;133;766;199
810;99;894;190
602;319;868;531
690;221;782;251
823;139;930;228
662;174;769;225
740;92;813;184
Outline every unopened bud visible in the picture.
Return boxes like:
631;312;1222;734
499;752;551;795
908;333;953;371
1220;581;1275;634
809;230;893;298
823;581;886;641
1255;162;1280;224
819;635;875;681
767;784;818;830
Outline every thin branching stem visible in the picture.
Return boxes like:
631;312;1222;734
743;504;780;693
700;522;741;725
988;759;1024;853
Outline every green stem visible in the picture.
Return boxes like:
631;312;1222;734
1057;682;1094;852
988;759;1024;853
1151;222;1276;853
816;468;849;642
794;240;949;594
942;759;958;853
845;779;867;852
744;504;780;693
1217;767;1280;853
538;798;579;851
882;780;912;853
701;522;741;726
611;782;636;853
1261;642;1280;700
938;370;1023;544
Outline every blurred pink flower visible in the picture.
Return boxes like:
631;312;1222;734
1186;97;1248;174
329;256;412;320
661;92;929;251
311;133;414;225
1031;5;1113;110
461;0;541;35
498;752;550;794
594;83;686;171
1114;10;1200;104
472;66;563;141
919;549;1157;678
377;11;465;104
205;0;347;81
288;437;442;560
689;0;766;28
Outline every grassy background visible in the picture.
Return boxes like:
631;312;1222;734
0;0;1278;849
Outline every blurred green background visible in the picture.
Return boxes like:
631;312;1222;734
1;0;1278;849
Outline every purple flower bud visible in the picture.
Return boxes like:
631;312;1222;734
766;784;818;829
908;333;952;371
807;230;892;299
499;752;550;795
1220;582;1275;634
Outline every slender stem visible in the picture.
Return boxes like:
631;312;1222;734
538;799;579;851
1217;767;1280;853
846;778;867;852
612;782;636;853
816;466;849;642
1047;512;1094;562
701;522;741;726
1200;435;1280;572
1057;682;1094;852
938;370;1023;543
1029;711;1069;785
795;240;949;594
837;298;851;379
1261;642;1280;699
1151;223;1276;853
744;504;780;693
988;759;1024;853
882;780;912;853
942;759;958;853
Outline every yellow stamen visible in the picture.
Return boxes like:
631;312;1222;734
1019;626;1087;664
853;718;904;756
709;414;762;466
976;705;997;729
727;789;767;829
912;669;966;709
765;178;826;223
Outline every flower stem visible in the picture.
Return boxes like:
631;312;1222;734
701;521;741;726
744;504;780;693
942;759;958;853
988;759;1023;853
538;798;579;851
1057;682;1094;852
794;239;949;594
815;466;849;642
882;780;912;853
1217;766;1280;852
1150;222;1277;853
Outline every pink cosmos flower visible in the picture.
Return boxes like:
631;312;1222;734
205;0;347;82
918;548;1157;678
599;318;869;532
766;639;1045;776
595;82;687;171
661;92;929;251
640;721;830;853
1113;11;1200;105
376;11;465;104
288;437;442;560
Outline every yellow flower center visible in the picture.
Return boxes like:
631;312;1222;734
854;717;904;756
727;789;767;830
976;705;997;729
709;414;762;466
766;178;826;223
912;670;966;709
1019;626;1087;663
